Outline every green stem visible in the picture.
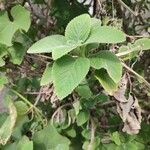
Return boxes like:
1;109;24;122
10;89;47;125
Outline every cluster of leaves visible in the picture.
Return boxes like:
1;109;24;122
28;14;126;99
0;1;150;150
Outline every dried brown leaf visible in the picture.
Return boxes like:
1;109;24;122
113;74;142;134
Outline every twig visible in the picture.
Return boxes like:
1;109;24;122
36;54;52;60
97;0;102;10
88;118;96;150
117;0;138;16
26;55;49;63
121;61;150;88
97;101;116;108
10;89;47;125
51;103;72;125
116;45;142;57
126;34;150;38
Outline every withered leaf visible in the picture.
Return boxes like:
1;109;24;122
113;74;142;134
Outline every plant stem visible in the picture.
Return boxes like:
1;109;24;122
117;0;138;16
121;61;150;88
88;118;96;150
10;89;47;125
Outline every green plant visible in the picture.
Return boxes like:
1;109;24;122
0;1;150;150
27;14;126;99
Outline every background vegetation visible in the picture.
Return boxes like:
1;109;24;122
0;0;150;149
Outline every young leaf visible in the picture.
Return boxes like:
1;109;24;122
65;14;91;43
8;43;26;65
2;142;17;150
76;110;89;126
0;5;31;46
75;83;92;99
0;97;17;145
117;38;150;60
65;127;76;138
11;5;31;32
0;12;18;46
0;58;5;67
27;35;78;60
90;51;122;83
117;45;139;60
33;123;70;150
0;44;7;66
52;55;90;99
85;26;126;44
73;101;82;116
111;132;121;146
12;116;29;140
134;38;150;50
14;101;29;116
0;76;8;90
40;64;52;86
95;69;118;95
17;136;33;150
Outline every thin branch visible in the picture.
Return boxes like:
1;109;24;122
121;61;150;88
88;118;96;150
126;34;150;38
35;54;52;60
51;103;72;125
10;89;47;126
117;0;138;16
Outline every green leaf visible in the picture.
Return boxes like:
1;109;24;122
27;35;66;53
76;110;89;126
0;44;7;66
117;38;150;60
82;138;100;150
102;143;118;150
0;5;31;46
52;55;90;99
82;129;90;139
33;123;70;150
40;64;52;86
17;136;33;150
85;26;126;44
91;18;101;27
8;43;26;65
111;132;121;146
2;142;17;150
65;14;91;43
0;12;17;46
118;45;137;60
0;97;17;145
0;76;8;90
14;101;29;116
0;113;8;128
65;127;76;138
75;83;92;99
27;35;78;60
89;51;122;83
73;101;82;116
134;38;150;50
11;5;31;32
95;69;118;95
0;58;5;66
3;136;33;150
12;116;29;140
